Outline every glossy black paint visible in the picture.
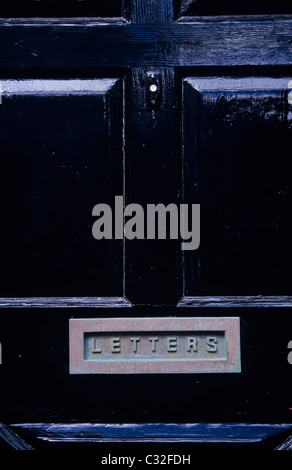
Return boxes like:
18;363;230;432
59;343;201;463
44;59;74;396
0;80;124;296
0;304;291;425
1;19;292;69
0;0;291;449
178;0;292;16
0;0;124;18
126;67;181;304
183;78;292;296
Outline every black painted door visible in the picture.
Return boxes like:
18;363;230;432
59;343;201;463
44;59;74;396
0;0;292;445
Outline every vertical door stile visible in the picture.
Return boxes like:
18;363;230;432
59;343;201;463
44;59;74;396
125;0;182;305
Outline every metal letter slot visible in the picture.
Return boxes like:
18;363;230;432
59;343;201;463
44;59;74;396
69;317;241;374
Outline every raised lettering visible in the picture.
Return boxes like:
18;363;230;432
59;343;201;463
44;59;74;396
149;337;159;352
130;337;140;353
92;338;102;354
167;337;177;352
186;336;197;352
110;337;121;353
206;336;218;353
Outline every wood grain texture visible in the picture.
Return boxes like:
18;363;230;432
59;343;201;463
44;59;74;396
178;296;292;307
0;297;131;307
11;422;292;444
0;18;291;67
0;0;124;19
182;77;292;297
0;78;125;297
131;0;174;23
276;434;292;450
0;423;34;450
125;67;181;304
178;0;197;17
0;2;291;431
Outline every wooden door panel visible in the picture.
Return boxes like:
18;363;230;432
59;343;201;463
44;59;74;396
178;0;292;17
0;0;123;17
183;77;292;296
0;78;124;296
0;0;291;445
125;67;181;305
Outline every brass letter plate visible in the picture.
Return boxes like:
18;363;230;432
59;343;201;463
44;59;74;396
69;317;241;374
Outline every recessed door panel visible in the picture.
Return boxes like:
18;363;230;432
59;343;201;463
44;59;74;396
0;78;124;296
0;0;123;17
178;0;292;17
183;77;292;296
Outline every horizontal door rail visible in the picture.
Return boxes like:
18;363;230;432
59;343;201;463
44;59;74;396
0;17;292;68
11;422;292;446
0;297;132;308
178;296;292;307
1;296;292;307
